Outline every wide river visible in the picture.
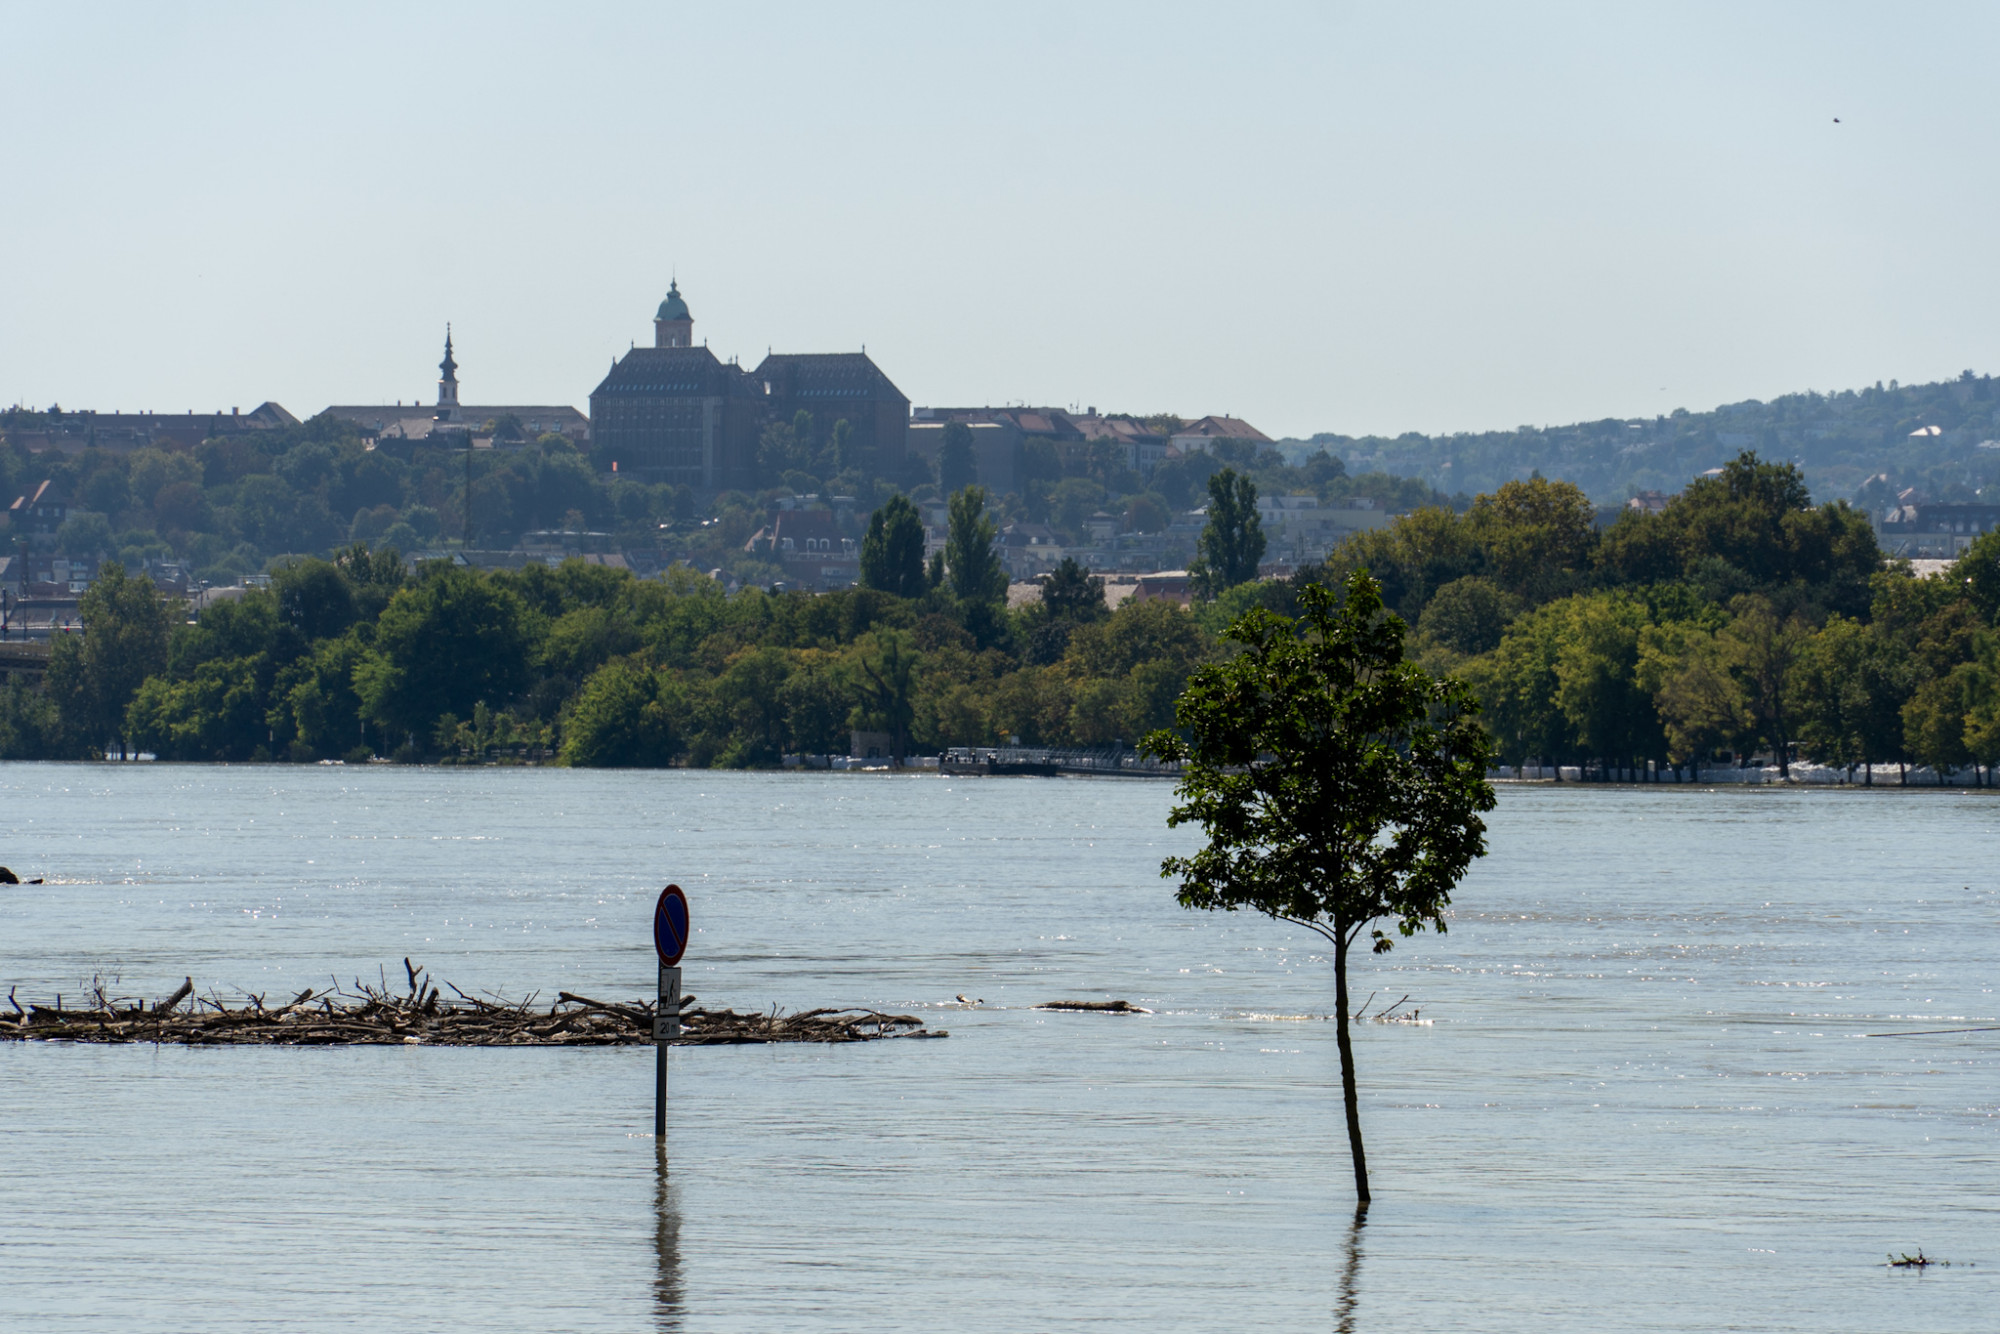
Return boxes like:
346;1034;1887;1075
1;766;1995;1332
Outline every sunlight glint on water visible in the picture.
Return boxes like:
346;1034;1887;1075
1;766;1995;1331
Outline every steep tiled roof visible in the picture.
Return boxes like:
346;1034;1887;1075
592;346;749;398
1175;415;1270;442
752;352;908;406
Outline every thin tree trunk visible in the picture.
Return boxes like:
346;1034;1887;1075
1333;928;1370;1203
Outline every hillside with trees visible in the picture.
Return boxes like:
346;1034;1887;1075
1283;369;2000;508
0;408;1448;590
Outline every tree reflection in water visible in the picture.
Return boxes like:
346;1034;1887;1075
1335;1202;1367;1334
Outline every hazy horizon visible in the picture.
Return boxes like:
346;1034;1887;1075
6;2;1998;440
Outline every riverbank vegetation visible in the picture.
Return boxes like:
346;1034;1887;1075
7;449;2000;777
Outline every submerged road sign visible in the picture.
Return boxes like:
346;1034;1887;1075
653;884;689;1148
654;884;689;967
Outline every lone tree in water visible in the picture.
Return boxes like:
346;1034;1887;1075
1143;572;1495;1202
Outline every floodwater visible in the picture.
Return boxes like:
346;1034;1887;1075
1;767;1995;1332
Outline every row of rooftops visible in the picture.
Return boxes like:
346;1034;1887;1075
909;406;1270;448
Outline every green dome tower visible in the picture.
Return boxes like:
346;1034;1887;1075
654;280;693;348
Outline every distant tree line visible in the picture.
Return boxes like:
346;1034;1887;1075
9;450;2000;780
1285;451;2000;781
1298;368;2000;509
0;407;1449;593
0;488;1239;766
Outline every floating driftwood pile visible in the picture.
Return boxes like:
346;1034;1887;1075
0;960;940;1047
1033;999;1150;1013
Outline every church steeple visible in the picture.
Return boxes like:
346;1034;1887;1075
436;325;460;422
654;281;693;348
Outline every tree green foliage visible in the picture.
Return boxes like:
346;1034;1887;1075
0;682;67;759
1597;453;1879;614
1284;369;2000;508
859;495;927;598
1124;492;1171;534
757;410;817;487
1290;450;2000;779
1019;557;1107;665
1144;573;1495;1201
1462;477;1597;601
938;421;977;495
0;412;701;588
26;428;2000;780
279;631;372;761
22;549;1230;768
46;563;172;756
1040;557;1106;623
1416;576;1517;656
560;656;687;767
943;486;1005;605
1190;467;1265;598
358;568;535;743
1790;614;1903;779
851;631;918;763
1330;507;1484;621
127;655;267;761
1717;595;1812;778
1;398;1459;594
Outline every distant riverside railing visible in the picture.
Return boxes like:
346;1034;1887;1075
1492;761;1997;787
941;745;1182;778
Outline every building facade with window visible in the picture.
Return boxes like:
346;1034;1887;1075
589;284;909;491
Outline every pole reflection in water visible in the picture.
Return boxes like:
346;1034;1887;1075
1334;1202;1367;1334
654;1155;684;1331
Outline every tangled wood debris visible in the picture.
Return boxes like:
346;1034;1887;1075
0;960;941;1047
1034;999;1150;1013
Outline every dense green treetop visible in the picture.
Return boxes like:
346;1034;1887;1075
1189;467;1265;598
859;494;926;599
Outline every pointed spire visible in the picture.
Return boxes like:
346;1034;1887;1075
436;324;461;420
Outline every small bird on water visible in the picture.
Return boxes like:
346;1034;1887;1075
955;993;984;1007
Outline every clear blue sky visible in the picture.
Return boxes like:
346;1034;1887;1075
4;2;1996;439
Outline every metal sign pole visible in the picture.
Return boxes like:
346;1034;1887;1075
651;883;690;1150
654;963;680;1143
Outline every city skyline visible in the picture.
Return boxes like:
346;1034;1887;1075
5;4;1999;439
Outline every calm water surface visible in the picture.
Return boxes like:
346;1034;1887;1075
1;766;1995;1331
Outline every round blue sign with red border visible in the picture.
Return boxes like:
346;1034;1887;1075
654;884;690;966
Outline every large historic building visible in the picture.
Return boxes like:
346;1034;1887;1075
589;283;909;490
